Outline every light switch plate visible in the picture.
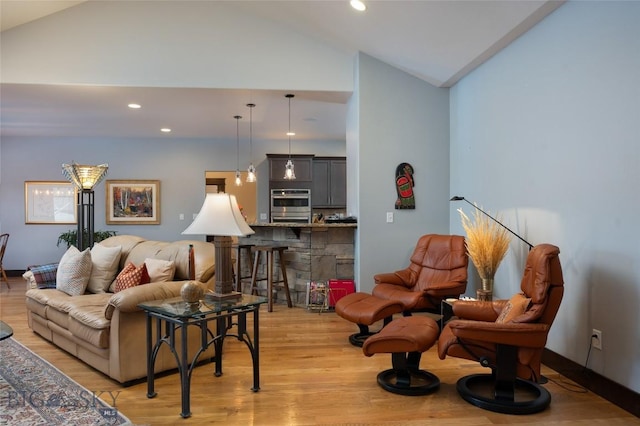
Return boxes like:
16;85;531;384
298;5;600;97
386;212;394;223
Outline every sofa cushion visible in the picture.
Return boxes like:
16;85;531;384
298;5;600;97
69;316;110;349
56;246;92;296
47;292;110;322
113;262;150;293
145;257;175;282
67;297;112;349
87;243;122;294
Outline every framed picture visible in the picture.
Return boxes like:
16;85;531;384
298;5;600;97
24;181;77;224
106;180;160;224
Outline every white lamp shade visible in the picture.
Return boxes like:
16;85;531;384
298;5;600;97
182;193;255;237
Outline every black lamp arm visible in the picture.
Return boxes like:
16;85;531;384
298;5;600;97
450;196;533;250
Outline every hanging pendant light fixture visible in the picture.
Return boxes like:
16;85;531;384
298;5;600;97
246;103;256;183
284;93;296;180
234;115;242;186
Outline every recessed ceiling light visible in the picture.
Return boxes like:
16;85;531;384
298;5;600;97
128;103;141;109
160;128;171;133
350;0;366;12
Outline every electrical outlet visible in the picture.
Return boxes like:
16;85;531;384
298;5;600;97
386;212;394;223
592;329;602;350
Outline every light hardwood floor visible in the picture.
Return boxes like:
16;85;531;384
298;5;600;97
1;277;638;425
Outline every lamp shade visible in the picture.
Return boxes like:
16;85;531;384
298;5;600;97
182;193;255;237
62;163;108;190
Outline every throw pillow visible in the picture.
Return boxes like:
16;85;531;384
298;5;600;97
496;293;532;324
56;246;92;296
113;262;150;293
144;258;176;282
27;263;59;289
87;243;122;294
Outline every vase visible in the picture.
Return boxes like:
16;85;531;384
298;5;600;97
481;277;494;292
477;277;494;301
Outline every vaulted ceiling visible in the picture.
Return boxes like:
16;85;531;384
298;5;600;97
0;0;564;141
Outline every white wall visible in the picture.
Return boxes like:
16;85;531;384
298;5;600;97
0;1;353;91
450;1;640;393
355;53;450;292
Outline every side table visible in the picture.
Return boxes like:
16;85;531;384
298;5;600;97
139;294;267;418
0;320;13;341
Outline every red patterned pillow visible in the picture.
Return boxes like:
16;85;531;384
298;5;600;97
113;262;150;293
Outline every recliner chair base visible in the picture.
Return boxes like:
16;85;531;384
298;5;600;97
362;317;441;396
348;328;376;347
457;373;551;415
377;361;440;396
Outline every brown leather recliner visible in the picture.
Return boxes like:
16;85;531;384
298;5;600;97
437;244;564;414
372;234;468;315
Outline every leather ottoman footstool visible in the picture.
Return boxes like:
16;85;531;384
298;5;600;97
362;316;440;395
335;292;404;347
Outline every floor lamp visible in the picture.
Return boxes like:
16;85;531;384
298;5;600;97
62;163;108;251
450;196;533;250
182;193;255;299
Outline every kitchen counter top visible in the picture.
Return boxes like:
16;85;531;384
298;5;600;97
249;222;357;228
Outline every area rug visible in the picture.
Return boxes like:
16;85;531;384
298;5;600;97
0;337;131;425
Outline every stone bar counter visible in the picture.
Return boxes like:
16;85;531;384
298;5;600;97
237;223;356;306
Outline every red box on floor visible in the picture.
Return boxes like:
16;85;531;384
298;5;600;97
328;279;355;307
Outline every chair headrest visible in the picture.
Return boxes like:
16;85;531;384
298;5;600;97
410;234;467;270
520;244;563;305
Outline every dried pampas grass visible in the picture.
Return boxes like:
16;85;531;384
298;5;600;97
458;205;511;279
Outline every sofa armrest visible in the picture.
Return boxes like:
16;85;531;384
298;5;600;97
105;280;186;319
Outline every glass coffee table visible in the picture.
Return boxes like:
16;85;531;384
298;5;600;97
0;320;13;341
139;294;267;418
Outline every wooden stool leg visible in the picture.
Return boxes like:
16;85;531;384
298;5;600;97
267;251;274;312
278;250;293;308
235;249;241;292
251;251;262;296
243;249;253;294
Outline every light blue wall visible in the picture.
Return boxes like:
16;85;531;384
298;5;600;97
450;1;640;393
0;136;344;269
355;53;450;292
0;0;352;269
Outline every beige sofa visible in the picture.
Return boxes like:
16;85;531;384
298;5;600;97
25;235;216;384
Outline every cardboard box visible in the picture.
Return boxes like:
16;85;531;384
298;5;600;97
328;279;355;307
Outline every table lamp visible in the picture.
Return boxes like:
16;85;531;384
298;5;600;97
182;193;255;299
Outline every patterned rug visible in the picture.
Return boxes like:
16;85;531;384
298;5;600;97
0;337;131;425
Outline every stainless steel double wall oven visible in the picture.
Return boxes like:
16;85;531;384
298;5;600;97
270;189;311;223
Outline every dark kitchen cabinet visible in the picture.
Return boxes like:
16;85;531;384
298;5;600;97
312;157;346;208
268;154;313;183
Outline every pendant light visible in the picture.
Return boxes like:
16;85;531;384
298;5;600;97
284;93;296;180
246;103;257;183
234;115;242;186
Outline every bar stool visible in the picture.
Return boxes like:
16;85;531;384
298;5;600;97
234;244;255;293
250;245;293;312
